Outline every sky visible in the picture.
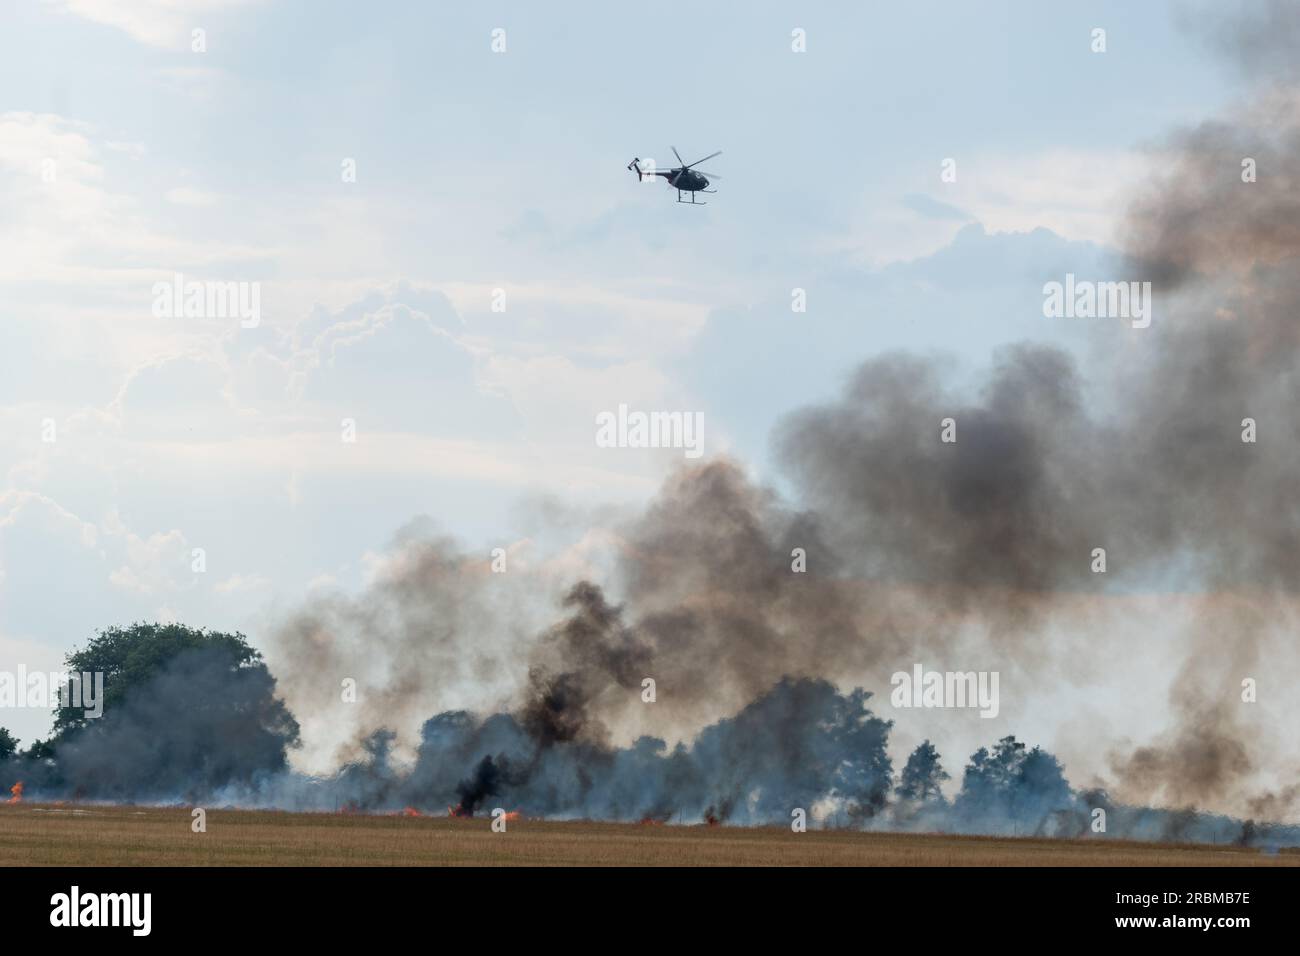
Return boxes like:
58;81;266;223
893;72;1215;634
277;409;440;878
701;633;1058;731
0;1;1267;764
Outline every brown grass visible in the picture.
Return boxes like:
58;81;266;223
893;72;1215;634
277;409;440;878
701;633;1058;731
1;802;1295;866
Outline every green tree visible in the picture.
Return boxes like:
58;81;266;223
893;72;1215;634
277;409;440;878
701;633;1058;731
895;739;950;803
48;621;300;799
0;727;18;761
24;738;55;760
54;622;266;739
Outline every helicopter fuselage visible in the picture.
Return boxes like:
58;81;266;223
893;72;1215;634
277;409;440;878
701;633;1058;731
656;168;709;191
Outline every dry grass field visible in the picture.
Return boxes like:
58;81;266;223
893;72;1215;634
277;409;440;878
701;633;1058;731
2;802;1297;866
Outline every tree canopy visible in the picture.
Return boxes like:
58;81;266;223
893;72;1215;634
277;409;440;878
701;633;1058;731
54;622;265;739
896;739;950;803
42;621;300;800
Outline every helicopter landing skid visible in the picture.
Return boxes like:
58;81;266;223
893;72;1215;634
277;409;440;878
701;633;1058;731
676;190;713;205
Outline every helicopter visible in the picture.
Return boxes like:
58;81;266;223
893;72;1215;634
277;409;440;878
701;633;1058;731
627;147;722;204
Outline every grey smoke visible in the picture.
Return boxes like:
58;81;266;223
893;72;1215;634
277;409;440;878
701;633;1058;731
2;646;299;802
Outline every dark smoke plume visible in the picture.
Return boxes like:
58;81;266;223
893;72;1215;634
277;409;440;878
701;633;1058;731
520;581;651;746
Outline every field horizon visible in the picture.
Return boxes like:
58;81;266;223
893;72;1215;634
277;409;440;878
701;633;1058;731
3;803;1296;867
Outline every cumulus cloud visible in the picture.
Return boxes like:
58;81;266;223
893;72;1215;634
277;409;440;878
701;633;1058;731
44;0;263;49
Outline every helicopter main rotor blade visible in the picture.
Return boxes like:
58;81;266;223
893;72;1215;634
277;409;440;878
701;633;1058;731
671;146;686;167
694;170;722;179
685;150;722;168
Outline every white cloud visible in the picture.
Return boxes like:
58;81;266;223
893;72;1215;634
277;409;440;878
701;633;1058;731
0;111;276;289
164;186;218;207
848;148;1147;265
214;572;270;593
107;528;191;595
44;0;262;49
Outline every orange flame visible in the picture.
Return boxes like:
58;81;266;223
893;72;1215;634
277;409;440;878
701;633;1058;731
7;781;22;804
401;806;421;817
447;804;522;821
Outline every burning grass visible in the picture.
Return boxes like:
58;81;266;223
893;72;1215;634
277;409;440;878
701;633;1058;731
1;802;1296;867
